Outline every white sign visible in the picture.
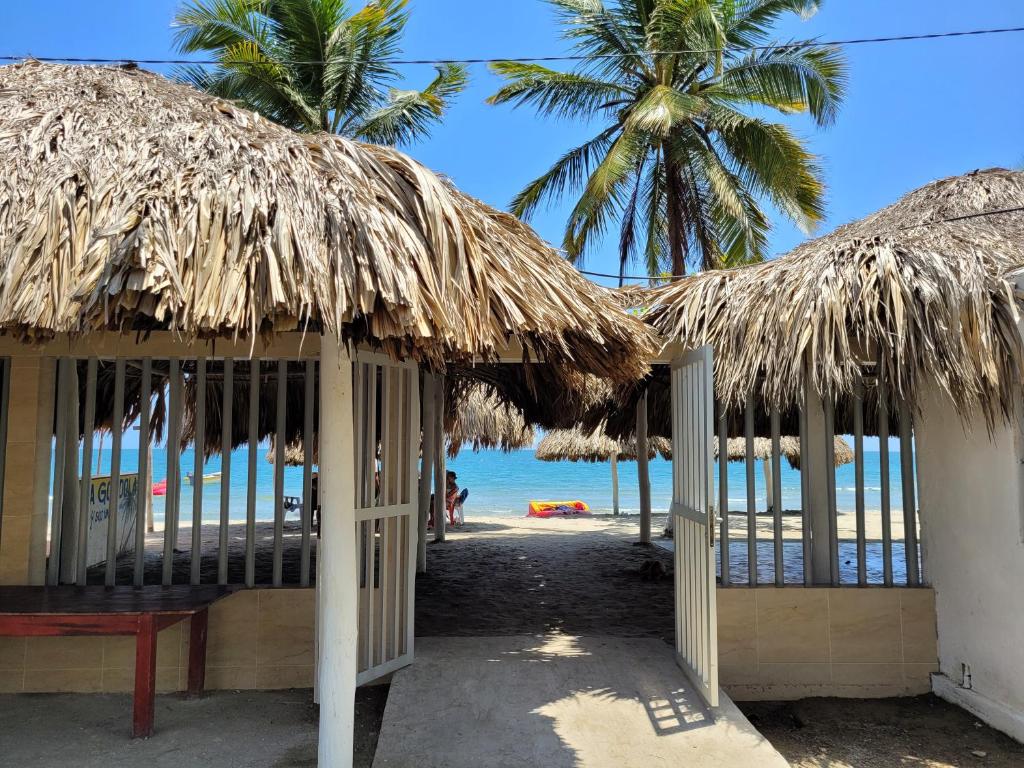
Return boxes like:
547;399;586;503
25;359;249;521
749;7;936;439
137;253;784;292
86;474;139;568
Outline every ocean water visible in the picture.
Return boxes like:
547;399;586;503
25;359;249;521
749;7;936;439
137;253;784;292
74;445;907;523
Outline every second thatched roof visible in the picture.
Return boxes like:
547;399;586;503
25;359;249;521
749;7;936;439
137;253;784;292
446;382;534;458
646;168;1024;422
659;436;854;469
0;61;653;383
535;427;671;463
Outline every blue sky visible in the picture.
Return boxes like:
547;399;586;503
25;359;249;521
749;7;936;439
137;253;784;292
1;0;1021;291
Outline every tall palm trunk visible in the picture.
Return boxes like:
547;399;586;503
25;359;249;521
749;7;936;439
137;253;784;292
664;151;686;281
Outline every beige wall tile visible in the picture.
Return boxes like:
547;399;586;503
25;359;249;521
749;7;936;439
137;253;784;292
900;589;938;663
755;588;829;663
25;636;104;669
206;666;257;690
24;667;103;693
831;662;905;686
206;590;259;668
103;625;182;670
756;662;832;686
829;589;902;663
717;588;757;667
0;515;32;584
0;669;24;693
1;449;46;514
101;665;182;694
719;663;760;686
255;665;314;690
258;589;314;667
0;637;26;670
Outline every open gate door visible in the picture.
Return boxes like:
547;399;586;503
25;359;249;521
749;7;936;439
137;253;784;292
670;345;719;707
352;353;420;685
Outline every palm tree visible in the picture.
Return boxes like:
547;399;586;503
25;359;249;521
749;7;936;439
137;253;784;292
487;0;847;278
173;0;467;144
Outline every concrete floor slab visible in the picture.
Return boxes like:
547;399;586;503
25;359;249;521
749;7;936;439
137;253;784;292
372;635;789;768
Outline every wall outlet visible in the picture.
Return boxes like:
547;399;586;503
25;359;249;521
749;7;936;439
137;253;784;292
961;663;973;689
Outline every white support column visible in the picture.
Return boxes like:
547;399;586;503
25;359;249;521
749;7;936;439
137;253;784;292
59;361;81;583
417;373;436;573
610;453;620;516
636;392;652;544
318;340;358;768
432;375;446;544
803;386;832;584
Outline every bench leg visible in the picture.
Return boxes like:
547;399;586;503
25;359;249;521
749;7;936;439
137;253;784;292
187;609;209;697
133;614;158;738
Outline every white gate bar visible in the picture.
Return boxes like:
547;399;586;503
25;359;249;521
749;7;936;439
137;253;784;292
433;375;446;543
245;359;260;587
163;358;183;585
135;359;152;587
381;365;394;507
853;391;867;585
366;364;379;508
744;396;757;586
191;357;206;586
301;359;314;586
824;400;839;585
218;358;233;585
47;359;71;586
899;404;920;585
770;408;783;586
76;358;98;585
105;358;126;586
798;394;812;587
364;517;376;666
0;359;8;530
878;374;894;587
405;369;419;656
273;360;286;586
717;407;729;585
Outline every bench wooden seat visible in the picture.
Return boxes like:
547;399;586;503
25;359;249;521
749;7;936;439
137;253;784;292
0;585;235;738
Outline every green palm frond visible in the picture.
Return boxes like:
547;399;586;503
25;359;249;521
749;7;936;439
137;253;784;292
355;63;468;145
487;63;627;120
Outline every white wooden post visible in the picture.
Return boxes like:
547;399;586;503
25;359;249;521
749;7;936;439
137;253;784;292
610;453;620;516
636;393;652;544
433;374;446;543
417;373;436;573
803;386;832;584
763;459;773;513
59;361;81;583
318;340;358;768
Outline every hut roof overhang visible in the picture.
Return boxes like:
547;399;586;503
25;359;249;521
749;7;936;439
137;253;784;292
0;61;653;384
645;168;1024;423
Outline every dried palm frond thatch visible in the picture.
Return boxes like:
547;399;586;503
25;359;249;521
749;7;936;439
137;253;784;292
647;168;1024;423
535;427;671;463
446;382;534;458
0;62;653;383
658;435;854;469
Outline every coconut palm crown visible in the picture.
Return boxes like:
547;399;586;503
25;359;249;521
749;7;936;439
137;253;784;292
488;0;847;277
173;0;467;144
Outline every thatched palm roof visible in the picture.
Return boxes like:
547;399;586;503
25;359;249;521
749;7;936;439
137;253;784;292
266;439;316;468
446;383;534;458
535;428;671;463
0;61;652;383
658;436;853;470
647;168;1024;422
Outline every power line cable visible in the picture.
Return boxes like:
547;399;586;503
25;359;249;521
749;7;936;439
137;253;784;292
2;25;1024;67
576;205;1024;282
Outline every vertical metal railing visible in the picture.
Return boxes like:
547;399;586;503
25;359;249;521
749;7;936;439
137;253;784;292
743;396;757;586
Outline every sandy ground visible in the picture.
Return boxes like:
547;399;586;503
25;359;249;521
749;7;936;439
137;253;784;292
739;696;1024;768
416;514;676;638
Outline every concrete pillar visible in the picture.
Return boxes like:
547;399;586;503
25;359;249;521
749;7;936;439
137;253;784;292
432;375;446;543
0;356;56;585
803;386;831;584
636;393;652;544
317;340;358;767
610;453;620;516
416;372;436;573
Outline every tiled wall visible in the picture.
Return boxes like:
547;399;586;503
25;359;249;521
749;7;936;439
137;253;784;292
718;587;938;700
1;586;936;698
0;588;315;693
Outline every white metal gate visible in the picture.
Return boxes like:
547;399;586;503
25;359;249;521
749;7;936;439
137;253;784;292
353;353;419;685
670;345;719;707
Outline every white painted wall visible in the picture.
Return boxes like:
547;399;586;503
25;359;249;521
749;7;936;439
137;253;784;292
916;383;1024;741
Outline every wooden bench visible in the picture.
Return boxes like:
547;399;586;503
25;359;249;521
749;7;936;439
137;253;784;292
0;585;235;738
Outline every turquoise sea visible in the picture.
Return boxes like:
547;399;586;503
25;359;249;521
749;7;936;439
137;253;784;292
77;444;906;523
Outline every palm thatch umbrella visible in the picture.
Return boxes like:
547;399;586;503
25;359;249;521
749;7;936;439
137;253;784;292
645;168;1024;425
445;383;534;458
534;427;671;515
0;61;654;388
